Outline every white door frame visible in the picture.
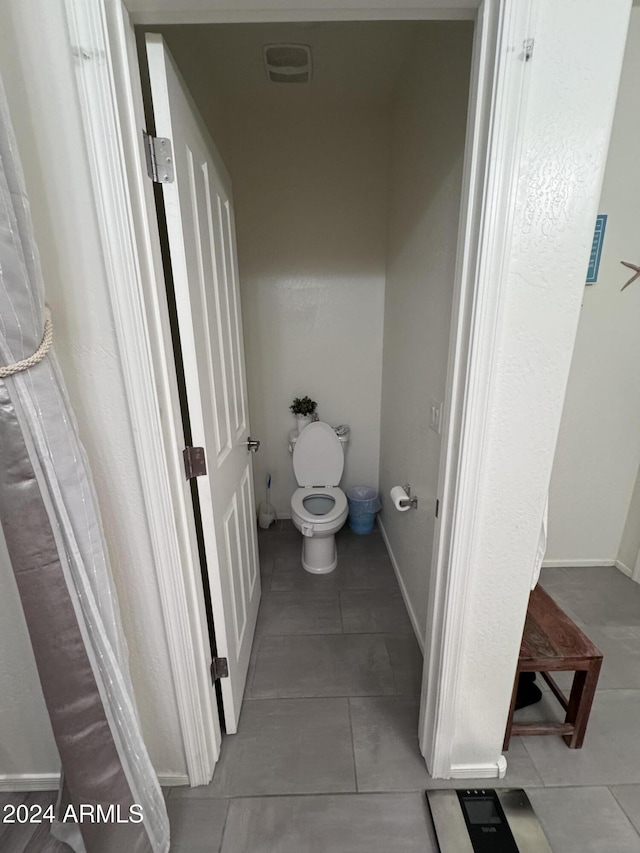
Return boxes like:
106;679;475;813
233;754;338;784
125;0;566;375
61;0;632;784
420;0;537;779
63;0;222;785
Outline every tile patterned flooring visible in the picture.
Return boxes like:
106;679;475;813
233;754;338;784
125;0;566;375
0;792;70;852
4;530;640;850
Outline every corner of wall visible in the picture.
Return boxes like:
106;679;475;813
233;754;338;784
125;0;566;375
378;23;473;638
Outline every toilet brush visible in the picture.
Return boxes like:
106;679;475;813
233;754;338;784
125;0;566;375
259;474;276;529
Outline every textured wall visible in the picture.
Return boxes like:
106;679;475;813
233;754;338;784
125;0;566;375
378;23;473;640
230;98;388;515
0;0;187;782
546;8;640;567
448;0;632;771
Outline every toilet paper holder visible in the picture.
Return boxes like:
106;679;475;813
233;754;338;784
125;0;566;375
399;484;418;510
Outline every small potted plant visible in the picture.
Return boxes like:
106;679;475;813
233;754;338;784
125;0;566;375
290;396;317;433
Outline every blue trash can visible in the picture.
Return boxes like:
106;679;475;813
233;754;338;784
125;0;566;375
347;486;382;534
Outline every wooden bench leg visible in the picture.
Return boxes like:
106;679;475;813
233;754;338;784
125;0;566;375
503;668;521;751
563;658;602;748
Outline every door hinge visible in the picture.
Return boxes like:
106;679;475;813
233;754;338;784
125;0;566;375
211;657;229;682
183;446;207;480
143;131;174;183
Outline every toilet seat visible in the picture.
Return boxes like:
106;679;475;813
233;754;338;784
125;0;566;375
292;421;344;487
291;486;347;525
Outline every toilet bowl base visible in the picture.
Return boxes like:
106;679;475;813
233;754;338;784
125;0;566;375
301;534;337;574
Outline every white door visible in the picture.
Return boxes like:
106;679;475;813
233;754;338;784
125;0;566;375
146;33;261;733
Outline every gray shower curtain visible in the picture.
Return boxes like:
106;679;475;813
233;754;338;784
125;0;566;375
0;79;169;852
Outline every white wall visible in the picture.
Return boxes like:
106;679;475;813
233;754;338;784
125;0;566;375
231;98;387;515
0;0;187;783
546;8;640;567
378;23;473;639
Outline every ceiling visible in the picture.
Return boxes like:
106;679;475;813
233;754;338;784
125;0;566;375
150;20;468;106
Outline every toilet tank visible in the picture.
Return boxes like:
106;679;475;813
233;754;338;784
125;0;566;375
288;424;350;455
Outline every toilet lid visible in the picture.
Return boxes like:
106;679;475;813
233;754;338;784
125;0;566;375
292;421;344;487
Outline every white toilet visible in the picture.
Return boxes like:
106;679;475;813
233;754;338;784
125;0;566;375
289;421;349;574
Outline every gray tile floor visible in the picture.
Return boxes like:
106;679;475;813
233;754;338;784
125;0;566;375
0;792;70;852
164;532;640;851
6;542;640;850
169;521;438;852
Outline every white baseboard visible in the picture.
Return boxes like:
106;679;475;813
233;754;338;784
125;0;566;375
448;756;507;780
377;519;425;654
542;558;636;583
0;774;61;792
542;558;615;568
615;559;633;578
158;773;190;787
158;773;189;788
0;772;189;792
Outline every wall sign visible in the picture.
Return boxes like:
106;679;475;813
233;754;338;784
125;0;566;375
586;214;607;284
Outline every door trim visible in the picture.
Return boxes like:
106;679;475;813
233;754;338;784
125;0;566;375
420;0;536;779
126;3;480;26
63;0;220;785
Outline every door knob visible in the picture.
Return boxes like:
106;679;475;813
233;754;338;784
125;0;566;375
244;437;260;453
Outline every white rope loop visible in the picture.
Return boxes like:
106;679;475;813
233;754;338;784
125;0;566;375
0;306;53;379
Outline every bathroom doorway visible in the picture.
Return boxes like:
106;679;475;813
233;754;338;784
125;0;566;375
77;0;573;787
136;16;474;778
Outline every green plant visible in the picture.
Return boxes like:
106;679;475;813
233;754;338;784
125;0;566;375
290;396;317;417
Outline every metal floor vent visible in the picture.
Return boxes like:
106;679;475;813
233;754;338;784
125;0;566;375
263;44;312;83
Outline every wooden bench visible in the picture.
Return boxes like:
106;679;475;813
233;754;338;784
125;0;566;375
503;585;603;750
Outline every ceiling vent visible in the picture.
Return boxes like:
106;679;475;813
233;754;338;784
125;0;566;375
263;44;312;83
